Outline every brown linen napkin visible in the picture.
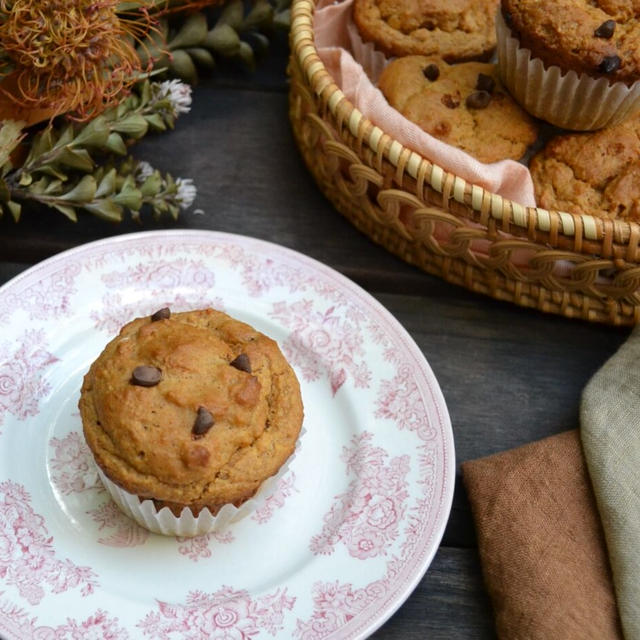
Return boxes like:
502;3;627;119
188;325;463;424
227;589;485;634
462;430;623;639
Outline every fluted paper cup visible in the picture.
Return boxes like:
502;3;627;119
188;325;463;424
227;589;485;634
496;10;640;130
95;430;303;537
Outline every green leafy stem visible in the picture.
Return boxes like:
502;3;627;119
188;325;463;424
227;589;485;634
0;80;194;222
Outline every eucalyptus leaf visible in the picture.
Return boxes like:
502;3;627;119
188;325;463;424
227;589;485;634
113;189;143;211
111;114;149;139
57;148;94;172
51;203;78;222
53;125;75;150
38;165;68;181
6;200;21;222
238;41;255;70
106;133;127;155
186;47;216;69
84;200;123;222
74;116;110;147
216;0;244;30
140;172;163;197
19;172;32;187
95;168;117;198
24;128;53;167
144;113;167;131
59;175;97;202
242;0;273;31
205;24;240;56
168;13;208;49
44;179;63;195
28;178;49;195
169;50;197;83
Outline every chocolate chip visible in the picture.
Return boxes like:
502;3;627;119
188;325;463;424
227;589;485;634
441;94;460;109
130;365;162;387
594;20;616;39
230;353;251;373
476;73;495;94
465;90;491;109
422;63;440;81
192;406;214;438
151;307;170;321
599;55;621;74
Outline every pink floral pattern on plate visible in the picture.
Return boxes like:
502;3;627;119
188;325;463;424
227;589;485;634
0;330;58;431
137;587;295;639
91;291;224;334
0;231;453;639
49;432;103;496
90;256;226;334
101;259;215;290
0;481;98;605
270;301;372;395
296;440;440;638
0;261;81;323
375;363;437;441
251;472;298;524
310;433;409;559
0;597;129;640
176;531;235;562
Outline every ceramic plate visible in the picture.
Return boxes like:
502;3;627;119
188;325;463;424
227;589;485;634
0;230;454;639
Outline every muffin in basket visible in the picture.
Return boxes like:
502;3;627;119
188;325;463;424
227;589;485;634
378;56;539;163
353;0;500;62
79;307;304;536
530;112;640;221
497;0;640;130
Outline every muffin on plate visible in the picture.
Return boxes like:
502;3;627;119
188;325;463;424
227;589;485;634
353;0;500;62
530;112;640;221
497;0;640;130
378;56;539;163
79;307;304;536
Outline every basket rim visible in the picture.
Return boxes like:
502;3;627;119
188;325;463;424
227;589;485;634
289;0;640;250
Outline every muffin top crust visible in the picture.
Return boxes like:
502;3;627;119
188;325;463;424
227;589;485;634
353;0;500;61
378;56;539;163
80;308;303;512
502;0;640;84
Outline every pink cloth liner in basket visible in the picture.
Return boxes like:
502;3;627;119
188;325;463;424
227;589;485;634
312;0;537;207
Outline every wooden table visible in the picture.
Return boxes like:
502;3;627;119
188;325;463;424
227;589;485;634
0;33;631;639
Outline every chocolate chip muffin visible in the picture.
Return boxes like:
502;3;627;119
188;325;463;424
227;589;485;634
80;307;304;519
501;0;640;84
353;0;500;62
497;1;640;129
530;113;640;221
378;56;539;163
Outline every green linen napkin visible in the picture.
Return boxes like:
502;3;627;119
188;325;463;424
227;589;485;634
581;325;640;640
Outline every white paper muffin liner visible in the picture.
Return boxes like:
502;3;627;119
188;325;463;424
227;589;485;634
496;10;640;130
95;429;304;537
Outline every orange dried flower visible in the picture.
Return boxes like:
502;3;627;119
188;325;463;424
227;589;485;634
0;0;153;119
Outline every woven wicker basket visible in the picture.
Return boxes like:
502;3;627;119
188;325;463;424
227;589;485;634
287;0;640;325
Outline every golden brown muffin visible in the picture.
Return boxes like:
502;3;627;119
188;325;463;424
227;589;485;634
501;0;640;84
530;114;640;220
378;56;539;163
353;0;499;61
80;308;304;516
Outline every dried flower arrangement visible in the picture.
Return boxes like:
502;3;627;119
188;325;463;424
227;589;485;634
0;0;289;222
